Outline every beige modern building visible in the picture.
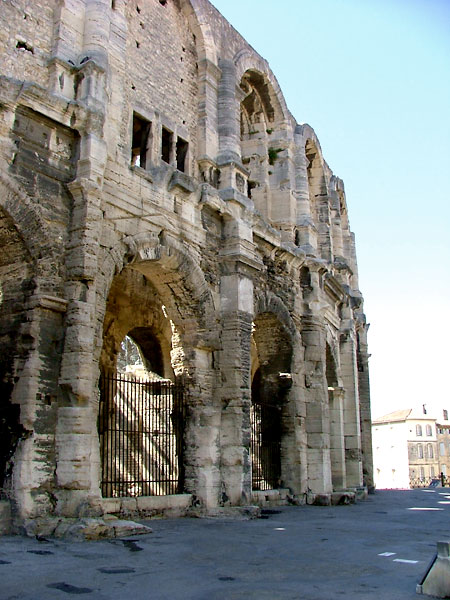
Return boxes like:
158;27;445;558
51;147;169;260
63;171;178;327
372;408;449;489
0;0;372;534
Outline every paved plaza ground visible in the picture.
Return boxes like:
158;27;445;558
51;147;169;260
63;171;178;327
1;488;449;599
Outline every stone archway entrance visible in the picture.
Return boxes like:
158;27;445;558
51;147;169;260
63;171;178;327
250;367;282;490
98;367;186;498
98;267;188;499
250;312;293;491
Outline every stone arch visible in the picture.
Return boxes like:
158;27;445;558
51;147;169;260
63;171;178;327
0;172;58;265
234;51;290;127
96;228;219;501
99;267;175;380
183;0;218;64
95;229;217;365
254;290;297;341
235;56;294;234
250;292;297;492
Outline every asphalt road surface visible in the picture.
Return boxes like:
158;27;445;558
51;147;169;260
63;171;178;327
1;488;450;599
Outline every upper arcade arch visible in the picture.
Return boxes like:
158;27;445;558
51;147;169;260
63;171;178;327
234;50;290;127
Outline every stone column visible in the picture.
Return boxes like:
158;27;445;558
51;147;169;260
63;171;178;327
54;1;110;516
218;303;253;505
82;0;111;69
217;59;241;164
301;315;332;494
356;321;374;490
279;336;308;496
217;199;259;505
197;58;221;161
182;345;222;510
329;386;346;490
339;308;363;488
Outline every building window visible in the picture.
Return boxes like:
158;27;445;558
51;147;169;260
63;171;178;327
426;424;432;436
161;127;172;164
420;467;425;479
416;424;422;436
418;444;424;459
444;410;448;421
131;113;152;168
443;465;447;476
440;442;445;456
176;136;188;172
427;444;434;459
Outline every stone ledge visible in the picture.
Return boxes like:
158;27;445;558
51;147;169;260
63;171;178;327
21;517;151;540
187;505;260;520
252;488;291;507
103;494;193;519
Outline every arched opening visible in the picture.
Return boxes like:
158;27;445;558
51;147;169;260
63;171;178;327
98;267;186;498
0;206;33;492
305;139;330;259
240;70;289;229
250;312;293;491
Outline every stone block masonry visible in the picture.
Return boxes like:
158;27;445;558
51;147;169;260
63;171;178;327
0;0;372;533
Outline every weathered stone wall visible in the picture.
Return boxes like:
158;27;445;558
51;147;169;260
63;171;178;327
0;0;373;530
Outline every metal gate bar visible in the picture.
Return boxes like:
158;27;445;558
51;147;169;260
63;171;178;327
98;371;186;498
250;400;281;491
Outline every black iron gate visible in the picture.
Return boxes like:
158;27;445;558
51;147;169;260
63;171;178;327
250;399;282;491
98;371;186;498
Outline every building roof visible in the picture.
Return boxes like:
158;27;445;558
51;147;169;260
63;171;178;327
372;409;412;424
373;407;439;424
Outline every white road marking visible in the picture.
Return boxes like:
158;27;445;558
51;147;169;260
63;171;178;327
438;501;450;504
393;559;419;564
274;528;286;531
378;552;396;557
421;490;436;493
408;507;443;511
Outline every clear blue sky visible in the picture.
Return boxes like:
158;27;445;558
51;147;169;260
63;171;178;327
211;0;450;419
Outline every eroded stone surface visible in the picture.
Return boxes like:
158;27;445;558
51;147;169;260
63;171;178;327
0;0;372;529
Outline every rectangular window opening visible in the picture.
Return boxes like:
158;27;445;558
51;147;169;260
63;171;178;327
131;113;151;169
161;127;173;164
176;136;188;172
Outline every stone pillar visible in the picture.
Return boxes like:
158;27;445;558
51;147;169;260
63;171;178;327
356;322;374;490
279;335;308;496
182;346;222;510
54;0;110;515
218;266;253;505
339;308;363;488
197;58;221;161
217;59;241;164
329;387;346;490
301;316;332;494
82;0;111;69
10;295;67;521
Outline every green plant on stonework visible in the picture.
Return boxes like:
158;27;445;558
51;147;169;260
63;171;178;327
268;147;282;165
